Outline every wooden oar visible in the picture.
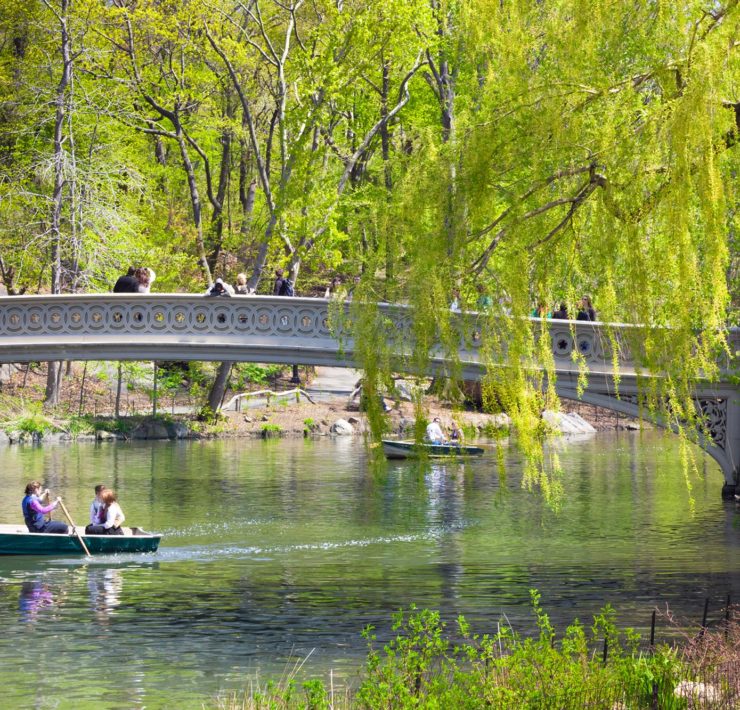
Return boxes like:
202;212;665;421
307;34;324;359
57;499;92;557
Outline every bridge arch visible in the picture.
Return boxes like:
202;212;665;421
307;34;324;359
0;294;737;489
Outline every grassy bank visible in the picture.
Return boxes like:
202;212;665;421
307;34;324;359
218;593;740;709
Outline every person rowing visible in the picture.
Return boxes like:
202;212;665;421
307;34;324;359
21;481;69;534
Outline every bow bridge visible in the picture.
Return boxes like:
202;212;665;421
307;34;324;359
1;294;739;493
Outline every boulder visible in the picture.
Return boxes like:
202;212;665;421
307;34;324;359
0;364;12;384
564;412;597;433
95;430;118;441
330;419;355;435
132;420;170;440
168;421;190;439
542;410;596;435
674;681;719;704
394;381;414;401
261;427;283;439
0;430;9;446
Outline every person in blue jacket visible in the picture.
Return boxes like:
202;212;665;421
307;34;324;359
21;481;68;534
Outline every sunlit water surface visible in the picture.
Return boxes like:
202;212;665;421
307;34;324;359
1;432;739;708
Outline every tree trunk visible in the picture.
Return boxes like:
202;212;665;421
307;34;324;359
115;362;122;418
44;0;72;408
207;360;233;413
207;116;233;271
176;128;213;286
238;120;257;238
380;57;395;300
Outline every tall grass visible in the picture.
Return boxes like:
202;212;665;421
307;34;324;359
0;394;57;435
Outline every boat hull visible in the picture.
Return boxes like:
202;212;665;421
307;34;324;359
0;525;161;556
382;440;485;459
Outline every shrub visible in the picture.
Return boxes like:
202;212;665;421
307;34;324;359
233;364;285;388
218;596;740;709
261;423;283;438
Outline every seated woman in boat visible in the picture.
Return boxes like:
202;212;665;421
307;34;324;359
86;489;126;536
21;481;68;534
425;417;446;445
449;421;463;446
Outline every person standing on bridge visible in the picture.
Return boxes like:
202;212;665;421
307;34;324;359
205;278;234;297
476;284;493;312
274;268;294;297
135;267;155;294
450;289;462;313
324;276;343;299
234;273;251;295
113;267;139;293
576;295;596;321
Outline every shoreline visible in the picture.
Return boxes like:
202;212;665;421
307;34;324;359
0;397;644;445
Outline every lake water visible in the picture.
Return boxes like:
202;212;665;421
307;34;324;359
1;432;739;708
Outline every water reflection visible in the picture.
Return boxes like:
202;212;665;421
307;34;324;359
0;434;738;709
87;568;123;625
19;580;54;623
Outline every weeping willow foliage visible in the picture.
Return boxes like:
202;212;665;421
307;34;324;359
347;0;737;501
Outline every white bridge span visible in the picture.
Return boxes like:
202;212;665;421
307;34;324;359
1;294;739;490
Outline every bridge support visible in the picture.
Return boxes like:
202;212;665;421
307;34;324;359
558;377;740;499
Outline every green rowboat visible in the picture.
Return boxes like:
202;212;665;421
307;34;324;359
0;524;161;556
382;440;485;459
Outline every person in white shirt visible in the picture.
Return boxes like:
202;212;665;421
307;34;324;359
450;289;462;313
101;489;125;535
425;417;446;444
85;489;125;535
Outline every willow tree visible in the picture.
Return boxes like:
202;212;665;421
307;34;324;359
348;0;737;497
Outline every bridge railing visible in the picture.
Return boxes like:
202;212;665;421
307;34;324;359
0;294;734;378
